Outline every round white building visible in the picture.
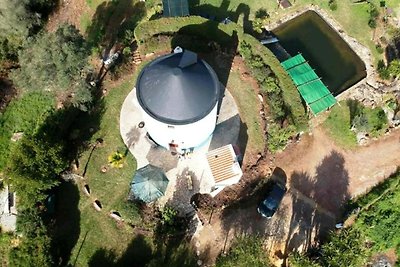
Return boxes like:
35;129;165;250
136;49;220;152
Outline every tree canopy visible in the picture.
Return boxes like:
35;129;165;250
11;24;92;110
0;0;40;38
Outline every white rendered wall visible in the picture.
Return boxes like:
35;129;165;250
141;103;218;151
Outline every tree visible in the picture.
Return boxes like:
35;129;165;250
0;0;41;60
11;24;92;110
0;0;40;38
216;235;271;267
9;209;53;267
5;109;69;208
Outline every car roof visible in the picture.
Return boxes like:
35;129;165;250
270;183;286;198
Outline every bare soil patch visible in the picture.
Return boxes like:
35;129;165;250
46;0;90;32
0;77;17;112
276;126;400;200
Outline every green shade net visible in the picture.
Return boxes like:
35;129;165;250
298;79;331;104
130;165;169;203
162;0;189;17
309;94;337;115
281;54;306;70
287;62;313;76
290;69;319;86
283;53;337;115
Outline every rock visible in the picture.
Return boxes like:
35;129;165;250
61;172;83;182
356;132;369;145
10;132;23;142
258;94;263;102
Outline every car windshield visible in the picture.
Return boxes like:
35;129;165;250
264;197;278;210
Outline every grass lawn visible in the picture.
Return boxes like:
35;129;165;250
322;102;357;148
227;70;265;155
67;73;147;266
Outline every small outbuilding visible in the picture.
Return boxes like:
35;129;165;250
136;49;220;152
162;0;189;17
206;144;242;196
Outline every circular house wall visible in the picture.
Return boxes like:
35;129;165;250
136;49;220;151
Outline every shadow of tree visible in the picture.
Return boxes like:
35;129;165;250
50;181;80;266
87;217;197;267
88;234;153;267
189;0;252;33
171;20;238;87
215;151;349;262
42;95;105;264
86;0;146;56
285;150;350;258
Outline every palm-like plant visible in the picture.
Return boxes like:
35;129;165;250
108;151;125;168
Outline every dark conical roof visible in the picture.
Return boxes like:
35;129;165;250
136;50;220;125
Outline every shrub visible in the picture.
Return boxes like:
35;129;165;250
368;3;379;29
160;206;178;227
216;235;271;267
388;59;400;77
122;47;132;58
375;44;384;54
0;92;54;170
108;151;125;168
267;123;296;152
365;107;387;136
377;60;390;80
328;0;338;11
9;209;53;267
319;229;368;267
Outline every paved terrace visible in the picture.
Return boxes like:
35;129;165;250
120;85;240;215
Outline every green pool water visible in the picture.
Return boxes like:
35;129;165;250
273;10;366;95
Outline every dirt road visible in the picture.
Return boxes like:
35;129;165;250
275;126;400;214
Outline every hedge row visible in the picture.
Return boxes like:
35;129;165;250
238;34;308;129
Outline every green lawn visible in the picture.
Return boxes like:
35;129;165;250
322;102;357;148
227;71;265;155
68;74;143;266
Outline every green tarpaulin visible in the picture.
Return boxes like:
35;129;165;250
281;54;306;70
290;69;319;86
309;94;337;115
298;80;330;104
287;62;313;76
281;53;337;115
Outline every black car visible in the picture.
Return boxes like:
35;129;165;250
257;181;286;218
